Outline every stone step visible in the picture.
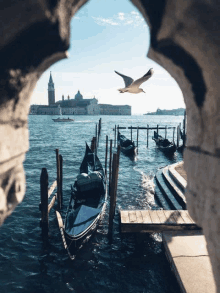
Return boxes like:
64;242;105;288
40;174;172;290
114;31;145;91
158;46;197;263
155;168;183;210
162;166;186;208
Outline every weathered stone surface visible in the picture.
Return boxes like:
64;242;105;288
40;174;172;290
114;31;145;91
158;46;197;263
131;0;220;289
1;0;220;291
0;0;88;224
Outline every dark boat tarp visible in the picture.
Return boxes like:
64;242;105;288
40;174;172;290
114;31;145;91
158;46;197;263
80;143;103;175
65;205;100;236
118;133;134;147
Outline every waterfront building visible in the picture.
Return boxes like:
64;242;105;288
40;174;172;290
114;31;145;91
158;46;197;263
30;73;131;115
56;91;99;115
99;104;131;115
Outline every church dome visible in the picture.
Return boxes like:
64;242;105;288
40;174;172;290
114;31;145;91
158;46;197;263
75;90;83;101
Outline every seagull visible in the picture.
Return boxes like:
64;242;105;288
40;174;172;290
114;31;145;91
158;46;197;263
115;68;154;94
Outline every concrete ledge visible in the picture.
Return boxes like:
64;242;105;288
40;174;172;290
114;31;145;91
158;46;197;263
169;162;187;190
163;231;216;293
163;166;186;205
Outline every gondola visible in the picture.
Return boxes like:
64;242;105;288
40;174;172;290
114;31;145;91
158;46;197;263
58;143;107;260
117;132;136;156
152;131;177;154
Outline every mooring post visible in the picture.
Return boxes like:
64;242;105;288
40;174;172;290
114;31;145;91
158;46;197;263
165;125;167;139
59;154;63;207
105;135;108;177
114;125;116;147
98;118;101;135
183;110;186;147
91;136;96;153
137;126;139;153
147;124;149;148
40;168;49;238
96;123;98;146
131;126;132;141
56;149;61;209
108;148;120;240
173;127;175;143
177;125;179;148
109;139;113;195
157;124;159;134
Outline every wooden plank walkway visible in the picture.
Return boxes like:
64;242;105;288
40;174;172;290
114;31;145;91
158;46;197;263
120;210;201;233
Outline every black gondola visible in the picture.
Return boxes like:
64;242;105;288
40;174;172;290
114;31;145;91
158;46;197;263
117;132;136;156
61;143;107;260
152;131;177;154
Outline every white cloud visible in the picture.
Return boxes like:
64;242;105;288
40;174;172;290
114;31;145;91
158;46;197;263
118;12;125;20
92;11;146;28
92;16;119;26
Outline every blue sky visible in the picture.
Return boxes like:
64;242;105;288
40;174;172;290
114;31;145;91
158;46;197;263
31;0;185;114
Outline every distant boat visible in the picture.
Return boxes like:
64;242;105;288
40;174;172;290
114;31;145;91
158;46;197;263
52;117;74;122
152;131;176;154
118;132;136;156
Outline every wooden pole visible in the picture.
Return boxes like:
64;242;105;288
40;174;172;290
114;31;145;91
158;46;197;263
98;118;101;135
173;127;175;143
95;123;98;146
56;149;61;209
157;124;159;134
40;168;49;238
105;135;108;177
165;125;167;139
183;110;186;147
131;126;132;141
114;125;116;147
109;139;113;195
177;125;179;148
108;149;120;239
59;154;63;207
147;124;149;148
137;126;139;153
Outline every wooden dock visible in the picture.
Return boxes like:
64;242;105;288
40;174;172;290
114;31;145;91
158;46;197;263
120;210;200;233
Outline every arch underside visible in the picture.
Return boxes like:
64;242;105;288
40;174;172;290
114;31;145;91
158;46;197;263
0;0;219;289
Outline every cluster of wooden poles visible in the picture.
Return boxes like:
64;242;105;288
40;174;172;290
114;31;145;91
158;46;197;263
89;132;120;240
113;114;186;149
40;149;63;239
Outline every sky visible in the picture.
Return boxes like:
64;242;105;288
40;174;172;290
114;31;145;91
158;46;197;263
31;0;185;114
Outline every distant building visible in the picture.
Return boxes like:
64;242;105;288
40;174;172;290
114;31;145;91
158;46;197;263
145;108;185;116
99;104;131;115
30;73;132;115
56;91;99;115
48;72;55;105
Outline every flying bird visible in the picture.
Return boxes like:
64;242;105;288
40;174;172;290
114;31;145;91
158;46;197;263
115;68;154;94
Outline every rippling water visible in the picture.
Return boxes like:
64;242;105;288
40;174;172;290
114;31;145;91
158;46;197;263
0;115;183;293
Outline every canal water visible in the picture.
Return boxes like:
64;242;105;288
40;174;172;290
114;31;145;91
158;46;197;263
0;115;184;293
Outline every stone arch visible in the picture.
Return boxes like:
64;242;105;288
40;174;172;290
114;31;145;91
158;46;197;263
0;0;219;289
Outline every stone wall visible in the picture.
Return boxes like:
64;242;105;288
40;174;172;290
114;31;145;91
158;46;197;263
131;0;220;289
0;0;220;290
0;0;88;224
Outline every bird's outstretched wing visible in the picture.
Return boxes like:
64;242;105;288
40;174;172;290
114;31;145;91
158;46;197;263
132;68;154;87
115;71;133;87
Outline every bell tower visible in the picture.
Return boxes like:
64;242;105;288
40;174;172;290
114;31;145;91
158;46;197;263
48;72;55;105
